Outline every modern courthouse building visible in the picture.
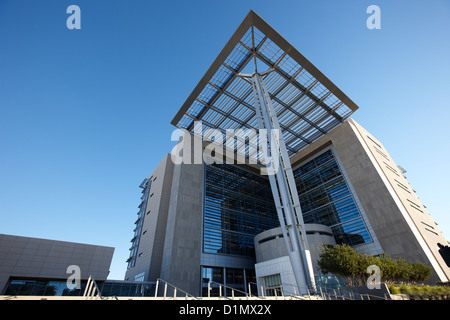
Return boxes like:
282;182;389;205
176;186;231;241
124;11;450;296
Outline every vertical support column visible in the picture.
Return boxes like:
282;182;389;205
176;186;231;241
249;72;315;293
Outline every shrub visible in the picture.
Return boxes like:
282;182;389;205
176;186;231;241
317;244;432;287
391;284;450;300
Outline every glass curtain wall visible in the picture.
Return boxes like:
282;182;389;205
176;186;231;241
293;149;372;246
203;163;279;257
201;266;256;297
3;278;156;297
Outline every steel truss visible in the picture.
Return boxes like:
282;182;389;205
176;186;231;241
243;70;315;292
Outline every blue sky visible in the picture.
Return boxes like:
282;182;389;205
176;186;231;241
1;0;449;280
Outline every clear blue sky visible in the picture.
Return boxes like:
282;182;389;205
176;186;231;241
1;0;449;280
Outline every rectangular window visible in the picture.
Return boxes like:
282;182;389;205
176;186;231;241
409;204;424;213
226;268;245;296
134;272;145;282
407;199;422;209
366;135;383;149
394;179;411;193
262;274;282;296
383;162;400;176
425;228;438;236
373;146;390;161
421;221;435;229
201;267;224;297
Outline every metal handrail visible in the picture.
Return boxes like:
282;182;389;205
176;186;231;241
206;280;260;299
83;276;102;300
248;282;311;299
248;281;389;300
155;278;199;299
316;284;390;300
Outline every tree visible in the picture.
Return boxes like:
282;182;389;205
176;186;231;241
317;244;369;287
317;244;432;287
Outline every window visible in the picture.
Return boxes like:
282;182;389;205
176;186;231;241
3;278;157;297
134;273;145;282
366;135;383;149
383;162;400;176
262;274;282;296
407;199;424;213
373;146;390;161
226;268;245;296
201;266;255;297
293;150;372;246
421;221;435;229
395;179;411;193
127;178;152;269
201;267;224;297
203;163;279;257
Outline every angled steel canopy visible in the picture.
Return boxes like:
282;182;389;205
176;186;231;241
171;10;359;156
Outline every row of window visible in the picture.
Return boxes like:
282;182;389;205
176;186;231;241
127;177;152;269
3;279;156;297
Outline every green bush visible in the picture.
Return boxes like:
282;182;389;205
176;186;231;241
317;244;432;286
389;284;450;300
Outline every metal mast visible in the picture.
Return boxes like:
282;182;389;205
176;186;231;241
239;68;316;293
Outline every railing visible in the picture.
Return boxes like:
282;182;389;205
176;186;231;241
83;276;102;300
81;276;390;300
247;282;314;300
154;278;199;300
206;280;260;299
247;281;390;300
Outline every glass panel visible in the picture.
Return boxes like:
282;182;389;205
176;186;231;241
19;281;35;295
263;274;282;296
226;268;245;296
44;281;61;296
203;163;279;257
30;281;47;295
201;267;224;297
293;150;372;246
109;283;122;297
4;280;24;295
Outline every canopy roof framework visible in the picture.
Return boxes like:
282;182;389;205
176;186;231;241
171;10;359;158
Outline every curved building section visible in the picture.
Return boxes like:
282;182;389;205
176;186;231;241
254;224;337;294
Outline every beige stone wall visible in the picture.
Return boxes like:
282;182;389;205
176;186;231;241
350;119;449;282
290;119;449;283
